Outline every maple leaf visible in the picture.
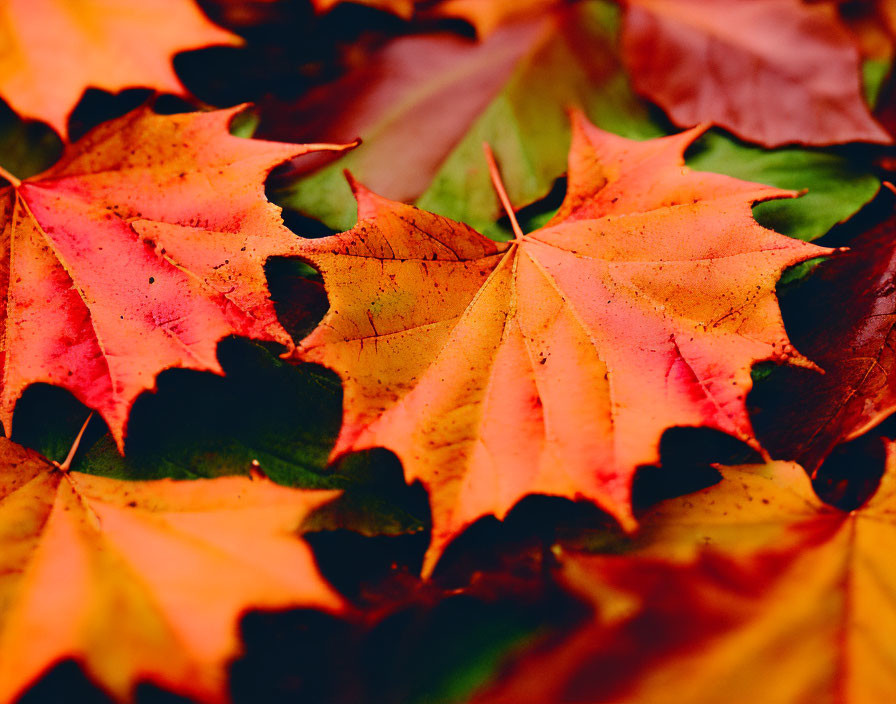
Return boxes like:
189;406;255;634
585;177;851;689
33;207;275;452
273;0;877;243
0;105;352;450
473;439;896;704
0;0;241;139
751;211;896;473
621;0;890;146
295;112;827;576
267;14;553;230
0;436;342;704
271;0;667;234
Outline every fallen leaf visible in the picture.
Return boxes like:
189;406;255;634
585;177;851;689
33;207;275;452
0;0;241;138
751;209;896;473
267;16;551;230
475;439;896;704
0;105;350;449
270;0;662;234
0;436;342;703
10;341;428;542
295;112;826;576
275;0;878;244
621;0;890;146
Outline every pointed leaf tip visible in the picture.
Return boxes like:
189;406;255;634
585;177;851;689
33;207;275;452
343;169;364;195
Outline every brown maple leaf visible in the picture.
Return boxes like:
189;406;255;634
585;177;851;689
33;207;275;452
295;112;827;576
752;208;896;473
0;105;352;449
621;0;890;146
0;436;342;704
0;0;241;138
475;441;896;704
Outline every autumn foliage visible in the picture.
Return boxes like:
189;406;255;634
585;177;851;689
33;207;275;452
1;0;896;702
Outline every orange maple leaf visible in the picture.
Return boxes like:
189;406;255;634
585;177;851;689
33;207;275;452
0;437;342;704
296;112;827;576
622;0;890;146
0;106;351;449
475;442;896;704
0;0;241;138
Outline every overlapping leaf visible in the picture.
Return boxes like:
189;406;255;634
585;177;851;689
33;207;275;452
0;437;342;704
621;0;889;146
0;106;350;448
296;113;825;575
476;439;896;704
752;209;896;472
0;0;240;137
272;0;661;233
0;3;891;701
275;0;878;243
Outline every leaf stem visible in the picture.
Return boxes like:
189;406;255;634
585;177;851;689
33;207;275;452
0;164;21;188
483;143;524;241
55;412;94;472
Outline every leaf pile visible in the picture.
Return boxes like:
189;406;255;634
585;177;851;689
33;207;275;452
1;0;896;703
